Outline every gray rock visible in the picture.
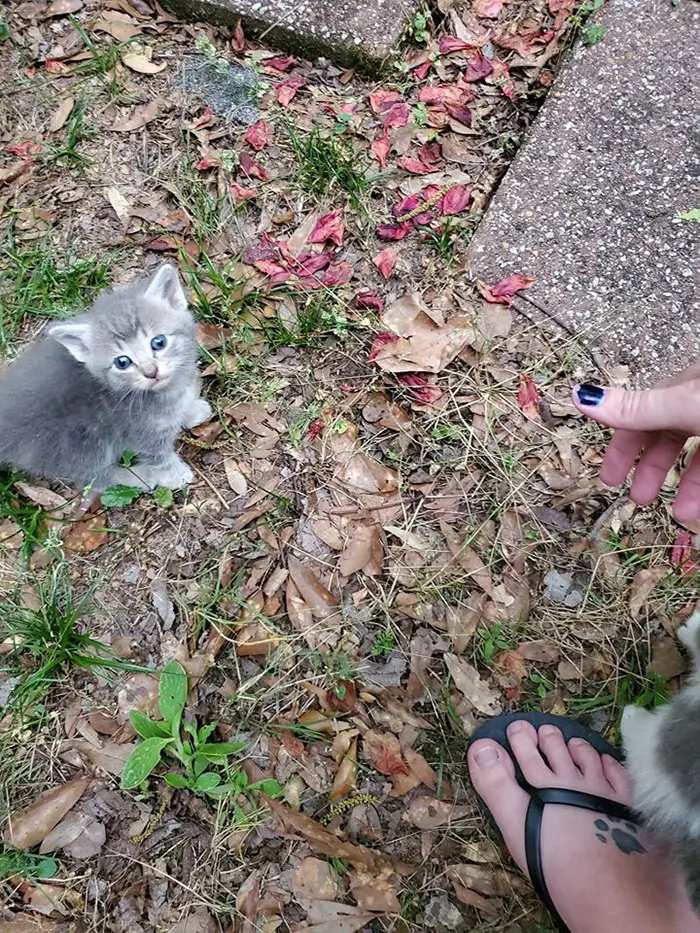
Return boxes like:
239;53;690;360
424;894;466;933
178;55;259;126
163;0;422;73
469;0;699;385
544;569;573;603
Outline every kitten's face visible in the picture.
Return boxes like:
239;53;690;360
49;265;196;394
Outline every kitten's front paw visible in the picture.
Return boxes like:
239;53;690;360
185;398;213;429
153;459;194;490
620;704;653;747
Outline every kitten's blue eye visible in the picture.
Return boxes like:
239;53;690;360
114;356;132;370
151;334;167;351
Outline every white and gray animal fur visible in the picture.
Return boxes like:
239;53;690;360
0;264;212;492
621;611;700;905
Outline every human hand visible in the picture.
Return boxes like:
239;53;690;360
572;364;700;524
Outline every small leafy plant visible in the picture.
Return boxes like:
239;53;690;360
477;622;513;664
101;484;174;509
0;847;57;881
122;660;282;798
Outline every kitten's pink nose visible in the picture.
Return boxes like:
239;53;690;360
142;364;158;380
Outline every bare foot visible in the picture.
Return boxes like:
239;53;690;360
468;721;700;933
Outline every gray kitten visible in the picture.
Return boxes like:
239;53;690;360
0;264;212;492
622;611;700;905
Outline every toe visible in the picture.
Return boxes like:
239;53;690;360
537;725;581;779
601;754;634;801
507;720;554;786
567;738;604;781
468;739;529;873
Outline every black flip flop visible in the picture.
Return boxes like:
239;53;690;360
469;712;641;932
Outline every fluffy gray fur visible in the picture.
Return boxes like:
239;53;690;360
621;611;700;906
0;264;212;491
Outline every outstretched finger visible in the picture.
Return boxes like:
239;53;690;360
600;429;648;487
573;382;700;436
674;452;700;525
630;432;687;505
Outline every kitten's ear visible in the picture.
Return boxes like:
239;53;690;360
144;264;188;313
48;320;92;363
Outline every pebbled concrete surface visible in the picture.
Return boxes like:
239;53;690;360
163;0;421;72
469;0;699;386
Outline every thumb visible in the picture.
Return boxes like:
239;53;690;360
572;381;700;435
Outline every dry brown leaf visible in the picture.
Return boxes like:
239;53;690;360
374;293;475;373
92;14;142;41
45;0;83;15
285;577;314;634
110;98;161;132
517;639;560;663
223;459;248;496
327;424;399;495
288;556;339;620
312;519;344;550
235;871;260;933
3;777;91;849
61;738;134;775
0;517;23;549
39;810;105;858
14;482;67;511
300;905;378;933
477;303;512;340
122;51;167;73
338;523;383;577
364;730;408;776
268;800;411;874
0;160;34;186
444;653;503;715
105;186;131;225
445;599;482;654
405;795;473;829
447;862;529;896
649;634;686;680
350;867;401;913
63;514;108;553
292;857;338;900
450;880;499;917
49;96;74;132
629;567;667;617
0;919;60;932
329;736;357;802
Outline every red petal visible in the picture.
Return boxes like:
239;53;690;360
7;140;42;157
392;194;422;219
474;0;504;16
239;151;267;180
477;274;534;304
371;130;391;168
320;260;353;288
398;156;434;175
445;102;472;126
45;59;71;74
382;102;411;129
308;209;344;247
517;373;540;420
397;374;442;405
229;182;257;204
672;530;693;566
369;89;403;114
352;290;384;313
190;106;213;129
307;418;325;442
231;18;245;52
195;149;221;170
438;35;475;54
418;140;442;166
372;248;397;279
265;55;297;72
413;60;432;81
295;251;333;276
464;52;494;82
368;331;399;362
244;119;270;152
376;222;412;241
275;75;307;106
440;184;471;215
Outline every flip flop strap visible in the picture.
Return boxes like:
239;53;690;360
525;788;640;932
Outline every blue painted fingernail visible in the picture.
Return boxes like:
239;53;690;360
576;383;605;406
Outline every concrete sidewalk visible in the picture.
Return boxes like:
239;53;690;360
469;0;699;385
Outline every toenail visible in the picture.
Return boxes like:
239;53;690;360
508;720;529;734
539;725;559;737
473;744;501;767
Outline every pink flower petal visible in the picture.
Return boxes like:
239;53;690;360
373;248;397;279
308;209;344;247
244;119;270;152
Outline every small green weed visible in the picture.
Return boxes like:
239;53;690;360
0;847;57;881
371;626;397;657
194;33;230;73
583;23;607;44
101;483;174;510
0;14;10;41
309;646;356;693
419;217;465;263
679;208;700;222
0;564;145;714
288;126;369;209
476;622;514;664
0;470;55;558
410;9;431;44
122;659;284;798
45;97;95;168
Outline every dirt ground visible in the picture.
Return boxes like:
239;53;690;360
0;1;697;931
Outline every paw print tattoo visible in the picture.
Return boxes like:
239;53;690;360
594;817;647;855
